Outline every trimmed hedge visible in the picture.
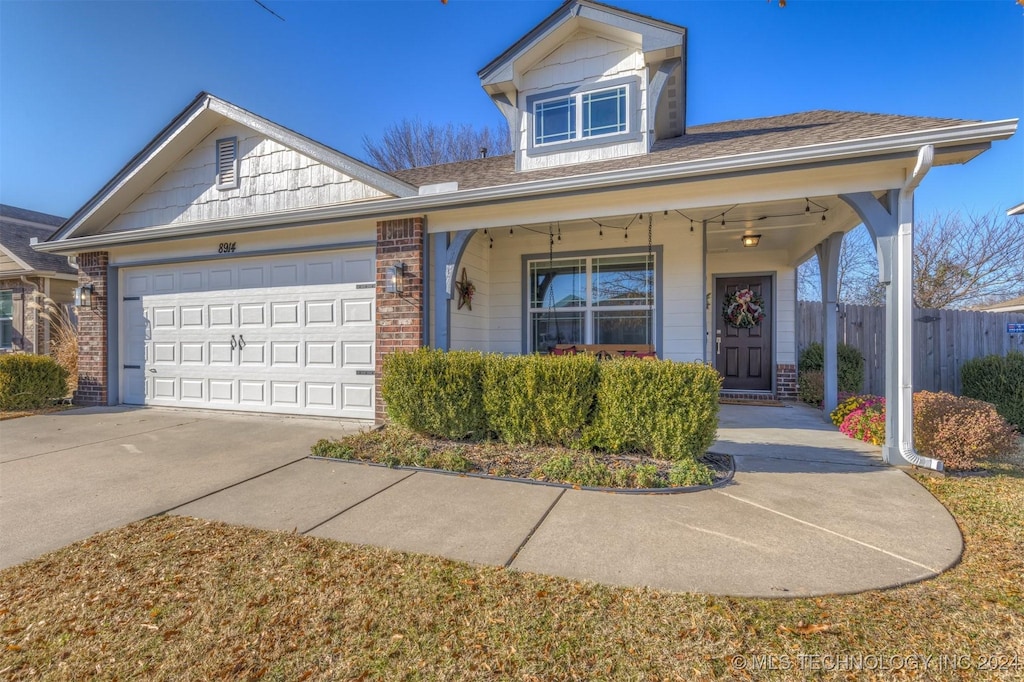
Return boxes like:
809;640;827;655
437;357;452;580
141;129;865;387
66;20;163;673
483;353;599;446
798;342;865;398
585;359;721;460
0;354;69;410
914;391;1019;472
380;350;721;461
961;352;1024;431
380;348;485;440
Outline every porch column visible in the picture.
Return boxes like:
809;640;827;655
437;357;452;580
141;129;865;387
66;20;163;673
839;147;943;471
75;251;109;406
375;217;425;424
431;229;474;351
815;232;844;417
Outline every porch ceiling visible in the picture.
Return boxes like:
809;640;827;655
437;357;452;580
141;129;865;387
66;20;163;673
483;195;863;267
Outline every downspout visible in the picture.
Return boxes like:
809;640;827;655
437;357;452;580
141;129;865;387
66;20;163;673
895;145;943;471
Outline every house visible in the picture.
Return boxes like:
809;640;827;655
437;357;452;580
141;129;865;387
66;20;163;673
975;295;1024;314
0;204;77;354
35;0;1016;469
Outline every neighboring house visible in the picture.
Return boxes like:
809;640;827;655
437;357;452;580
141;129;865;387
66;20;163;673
35;0;1016;464
975;296;1024;313
0;204;76;354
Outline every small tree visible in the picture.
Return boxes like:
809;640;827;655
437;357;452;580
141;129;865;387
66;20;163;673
362;119;512;171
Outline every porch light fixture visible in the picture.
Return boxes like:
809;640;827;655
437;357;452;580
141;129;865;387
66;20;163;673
385;262;405;294
740;234;762;248
74;283;95;309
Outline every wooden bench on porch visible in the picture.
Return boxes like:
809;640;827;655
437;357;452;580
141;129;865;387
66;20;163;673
552;344;656;359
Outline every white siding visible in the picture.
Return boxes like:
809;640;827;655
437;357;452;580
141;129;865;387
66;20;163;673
449;231;490;350
103;124;390;233
518;31;647;171
452;215;704;361
706;249;798;366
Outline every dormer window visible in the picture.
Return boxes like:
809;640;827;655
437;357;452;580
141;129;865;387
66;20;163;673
534;85;627;146
526;77;640;155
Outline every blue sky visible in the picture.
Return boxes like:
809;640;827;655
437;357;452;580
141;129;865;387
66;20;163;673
1;0;1021;220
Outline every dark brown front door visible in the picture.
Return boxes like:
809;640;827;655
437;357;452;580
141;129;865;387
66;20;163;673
715;276;772;391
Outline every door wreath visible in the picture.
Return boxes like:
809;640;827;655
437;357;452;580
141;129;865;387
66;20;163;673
722;288;765;328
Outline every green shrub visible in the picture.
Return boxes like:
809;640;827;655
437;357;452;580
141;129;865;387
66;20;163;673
913;391;1019;472
798;370;824;407
0;354;69;410
483;353;598;446
586;359;720;460
961;352;1024;430
668;459;714;487
381;348;486;440
632;464;664;489
798;342;865;395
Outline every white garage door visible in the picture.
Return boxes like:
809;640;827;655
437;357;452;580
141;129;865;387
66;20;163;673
120;249;376;419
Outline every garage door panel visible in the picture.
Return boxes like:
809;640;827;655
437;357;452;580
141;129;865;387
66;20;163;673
180;379;205;401
239;342;266;365
239;303;266;327
342;299;373;324
121;249;375;417
209;304;234;327
342;342;373;367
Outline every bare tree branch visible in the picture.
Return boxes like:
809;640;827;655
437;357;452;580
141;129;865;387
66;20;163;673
798;212;1024;309
362;119;512;172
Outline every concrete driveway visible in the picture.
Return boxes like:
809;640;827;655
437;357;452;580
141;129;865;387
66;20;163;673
1;403;963;597
0;406;364;568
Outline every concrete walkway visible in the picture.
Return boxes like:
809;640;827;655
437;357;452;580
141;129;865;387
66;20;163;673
0;404;962;597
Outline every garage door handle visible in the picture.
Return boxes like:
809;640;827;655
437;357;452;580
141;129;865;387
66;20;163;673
230;335;237;351
238;334;246;349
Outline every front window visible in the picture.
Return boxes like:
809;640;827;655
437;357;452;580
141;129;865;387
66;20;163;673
528;254;654;352
533;85;628;147
0;290;13;350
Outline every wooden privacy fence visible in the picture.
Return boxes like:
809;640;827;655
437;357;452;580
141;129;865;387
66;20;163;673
798;301;1024;396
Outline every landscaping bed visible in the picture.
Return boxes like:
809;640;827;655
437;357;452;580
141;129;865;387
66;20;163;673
311;426;732;491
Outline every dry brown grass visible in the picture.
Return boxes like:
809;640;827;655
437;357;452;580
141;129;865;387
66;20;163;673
1;465;1021;680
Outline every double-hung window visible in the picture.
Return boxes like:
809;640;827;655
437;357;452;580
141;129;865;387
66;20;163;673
528;253;654;352
532;84;628;147
0;290;13;350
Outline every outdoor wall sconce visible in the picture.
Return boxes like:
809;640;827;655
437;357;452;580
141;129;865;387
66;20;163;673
74;283;95;309
740;234;762;248
385;262;405;294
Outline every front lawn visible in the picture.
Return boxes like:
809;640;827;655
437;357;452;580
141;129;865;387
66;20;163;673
311;426;729;489
1;460;1021;680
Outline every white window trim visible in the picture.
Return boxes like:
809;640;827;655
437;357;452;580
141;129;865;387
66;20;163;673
532;85;629;149
526;253;655;352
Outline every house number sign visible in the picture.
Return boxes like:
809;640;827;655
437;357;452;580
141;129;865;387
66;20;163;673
218;242;237;253
1009;323;1024;334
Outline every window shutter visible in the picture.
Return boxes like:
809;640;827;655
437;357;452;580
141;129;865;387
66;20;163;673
216;137;238;189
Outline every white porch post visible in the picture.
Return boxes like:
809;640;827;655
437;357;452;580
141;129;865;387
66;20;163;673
815;232;844;417
838;146;943;470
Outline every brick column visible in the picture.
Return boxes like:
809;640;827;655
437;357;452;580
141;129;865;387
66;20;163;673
776;363;798;400
375;217;425;424
75;252;109;406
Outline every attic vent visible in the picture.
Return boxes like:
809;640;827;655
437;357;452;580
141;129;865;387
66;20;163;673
216;137;239;190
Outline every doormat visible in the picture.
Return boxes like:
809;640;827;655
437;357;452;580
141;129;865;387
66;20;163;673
719;397;788;407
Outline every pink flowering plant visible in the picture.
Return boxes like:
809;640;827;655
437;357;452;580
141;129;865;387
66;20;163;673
839;397;886;446
831;394;883;427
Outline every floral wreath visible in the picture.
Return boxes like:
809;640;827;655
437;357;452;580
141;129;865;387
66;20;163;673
722;288;765;329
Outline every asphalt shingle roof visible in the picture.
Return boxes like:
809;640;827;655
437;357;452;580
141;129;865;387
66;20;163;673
0;205;76;275
389;110;972;190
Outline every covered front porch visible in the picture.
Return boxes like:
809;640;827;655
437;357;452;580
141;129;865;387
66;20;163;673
418;146;950;469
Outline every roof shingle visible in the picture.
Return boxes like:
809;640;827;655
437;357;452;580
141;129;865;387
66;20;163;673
389;110;972;191
0;205;76;275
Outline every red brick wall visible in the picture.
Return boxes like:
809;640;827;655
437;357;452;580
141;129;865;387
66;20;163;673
776;363;798;400
375;218;425;423
75;252;109;406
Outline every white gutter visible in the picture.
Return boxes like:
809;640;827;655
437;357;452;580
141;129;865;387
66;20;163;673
35;118;1017;255
896;145;943;471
